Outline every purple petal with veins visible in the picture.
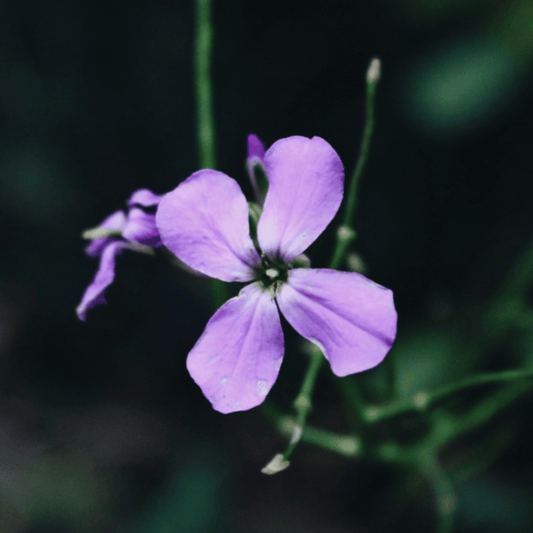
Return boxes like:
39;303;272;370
156;170;261;282
187;283;284;413
258;136;344;263
277;268;397;376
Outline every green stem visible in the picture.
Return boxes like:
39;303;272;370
445;380;533;446
328;59;380;270
329;226;355;271
469;237;533;363
194;0;227;308
335;375;367;429
493;237;533;305
327;59;382;440
281;345;324;461
364;367;533;424
195;0;216;169
419;453;456;533
260;399;361;459
430;368;533;407
282;417;361;458
342;58;380;231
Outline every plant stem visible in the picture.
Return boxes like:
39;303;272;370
446;380;533;445
419;453;456;533
363;367;533;424
327;59;383;442
335;375;366;427
194;0;228;308
195;0;216;169
261;397;362;459
281;417;362;458
281;345;324;461
328;59;380;270
342;57;380;231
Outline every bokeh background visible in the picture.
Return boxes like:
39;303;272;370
2;0;533;531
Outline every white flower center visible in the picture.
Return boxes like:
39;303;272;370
265;268;279;280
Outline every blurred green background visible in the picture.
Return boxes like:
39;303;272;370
2;0;533;532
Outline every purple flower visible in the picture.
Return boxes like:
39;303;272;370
77;189;162;321
156;136;397;413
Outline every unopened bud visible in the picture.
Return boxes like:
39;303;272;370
413;391;429;410
290;425;303;444
336;436;361;457
290;254;311;269
347;252;366;273
261;453;290;475
337;225;356;241
366;58;381;83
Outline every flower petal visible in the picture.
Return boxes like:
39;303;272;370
127;189;162;208
85;210;126;258
277;269;397;376
76;241;128;321
122;208;162;247
187;283;284;413
156;170;260;282
257;136;344;262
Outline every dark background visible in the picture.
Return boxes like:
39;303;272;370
2;0;533;531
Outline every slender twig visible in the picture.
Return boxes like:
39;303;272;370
334;375;367;435
281;345;324;462
327;59;382;444
260;346;325;471
195;0;216;169
279;416;362;458
194;0;228;307
363;367;533;424
419;453;456;533
444;380;533;446
260;347;325;473
329;58;381;271
261;393;363;460
342;58;380;231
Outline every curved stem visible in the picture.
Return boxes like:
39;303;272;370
445;380;533;446
282;345;324;462
419;453;456;533
364;367;533;424
327;59;382;443
334;375;368;438
328;60;380;270
342;58;380;231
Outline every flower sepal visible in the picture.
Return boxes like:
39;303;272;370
289;254;311;269
248;201;263;254
261;453;290;475
246;134;269;204
82;226;123;240
249;162;269;204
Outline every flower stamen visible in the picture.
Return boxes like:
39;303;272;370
265;268;279;280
